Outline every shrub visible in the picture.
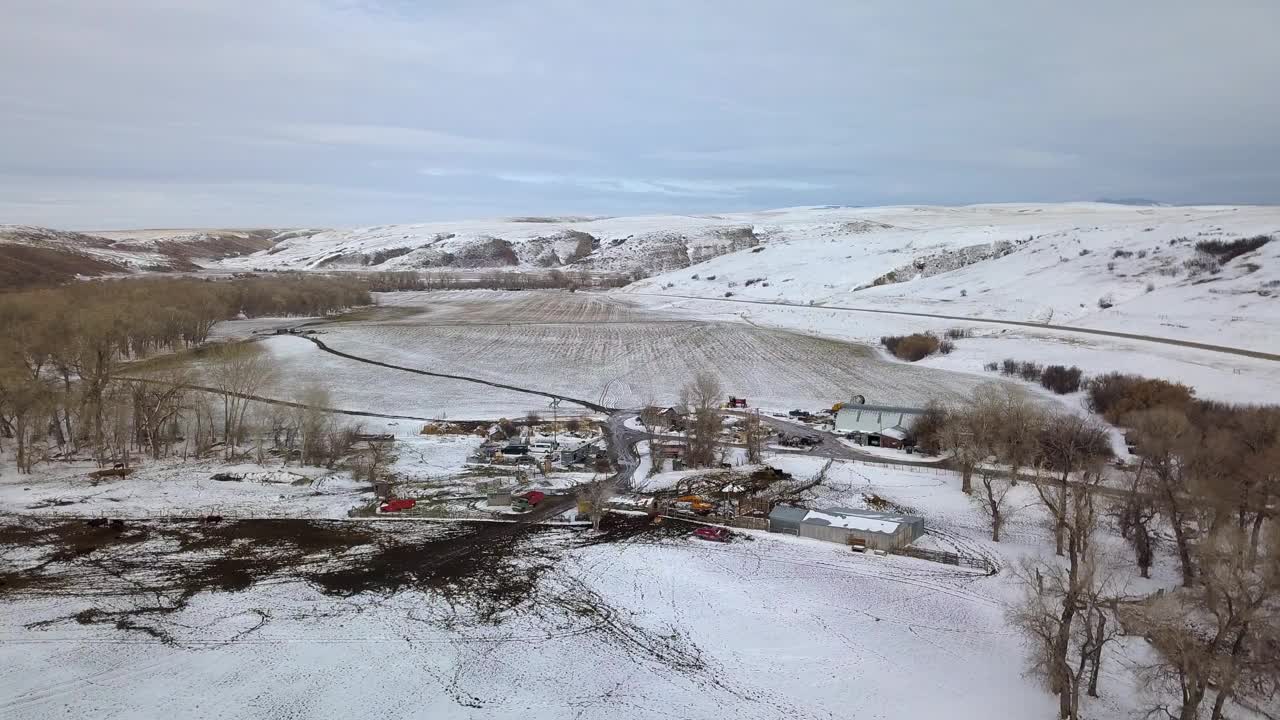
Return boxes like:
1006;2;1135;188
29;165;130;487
724;291;735;298
691;274;699;280
1001;358;1019;376
1145;282;1155;293
1040;365;1083;394
960;289;967;297
880;333;941;362
1194;235;1271;262
1086;372;1195;423
909;402;949;455
944;328;970;339
983;361;1000;372
750;246;765;254
1107;262;1116;272
939;339;955;355
1183;256;1221;275
1018;361;1043;382
1079;248;1091;256
1112;249;1134;259
1137;250;1148;258
705;275;716;280
1097;294;1114;309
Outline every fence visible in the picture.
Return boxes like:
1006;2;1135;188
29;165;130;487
891;546;995;574
721;516;768;531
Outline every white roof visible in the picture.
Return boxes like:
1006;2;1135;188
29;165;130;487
802;509;901;534
880;426;908;440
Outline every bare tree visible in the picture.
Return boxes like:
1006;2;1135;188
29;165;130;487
1116;457;1158;578
1038;412;1112;556
1126;407;1198;586
206;343;277;459
1132;528;1280;720
974;464;1014;542
681;372;723;468
580;475;613;531
128;368;194;460
995;385;1044;485
743;410;765;464
291;383;332;466
1017;468;1107;719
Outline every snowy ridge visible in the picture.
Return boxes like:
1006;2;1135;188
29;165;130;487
622;203;1280;353
0;225;302;274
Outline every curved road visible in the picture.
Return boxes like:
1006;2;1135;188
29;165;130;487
635;292;1280;362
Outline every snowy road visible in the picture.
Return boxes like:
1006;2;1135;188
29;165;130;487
634;292;1280;362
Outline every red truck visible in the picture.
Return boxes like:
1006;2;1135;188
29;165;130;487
380;498;417;513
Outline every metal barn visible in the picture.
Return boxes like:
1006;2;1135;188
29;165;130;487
768;505;925;551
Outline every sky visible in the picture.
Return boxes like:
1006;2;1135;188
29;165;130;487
2;0;1278;229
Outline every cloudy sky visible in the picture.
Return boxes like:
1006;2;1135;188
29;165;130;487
2;1;1278;229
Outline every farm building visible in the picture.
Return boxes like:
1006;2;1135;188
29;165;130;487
835;404;925;448
559;440;600;466
834;404;926;435
878;426;909;450
768;505;925;550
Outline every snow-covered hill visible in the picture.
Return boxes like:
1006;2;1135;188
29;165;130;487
217;214;779;275
0;225;308;287
621;203;1280;353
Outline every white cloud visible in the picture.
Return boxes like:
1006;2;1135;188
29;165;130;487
492;172;828;197
280;124;574;158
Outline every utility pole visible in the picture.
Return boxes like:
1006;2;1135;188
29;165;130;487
550;398;561;449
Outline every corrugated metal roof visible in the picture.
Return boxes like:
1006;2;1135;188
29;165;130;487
840;403;927;414
768;505;809;523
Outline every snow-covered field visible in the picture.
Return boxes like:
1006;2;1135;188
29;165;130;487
0;454;1171;719
292;291;1022;414
623;203;1280;354
0;459;372;519
630;292;1280;406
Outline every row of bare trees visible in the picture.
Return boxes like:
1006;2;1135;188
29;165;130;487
920;385;1279;719
0;275;370;471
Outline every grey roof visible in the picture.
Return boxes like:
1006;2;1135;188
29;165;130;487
824;507;923;523
840;403;927;414
768;505;809;523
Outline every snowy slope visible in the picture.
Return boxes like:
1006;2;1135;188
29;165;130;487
0;225;306;280
217;213;796;274
623;203;1280;353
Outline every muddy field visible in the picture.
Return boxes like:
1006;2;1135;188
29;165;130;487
0;509;1050;719
0;514;695;641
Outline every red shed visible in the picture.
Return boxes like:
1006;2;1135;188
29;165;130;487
521;491;546;506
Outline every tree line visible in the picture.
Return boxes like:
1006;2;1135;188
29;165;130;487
914;384;1278;719
0;275;371;471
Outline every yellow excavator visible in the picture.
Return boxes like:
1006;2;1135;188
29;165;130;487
674;495;715;515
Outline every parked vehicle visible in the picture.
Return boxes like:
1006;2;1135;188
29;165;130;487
692;526;732;543
380;499;416;513
673;495;715;515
